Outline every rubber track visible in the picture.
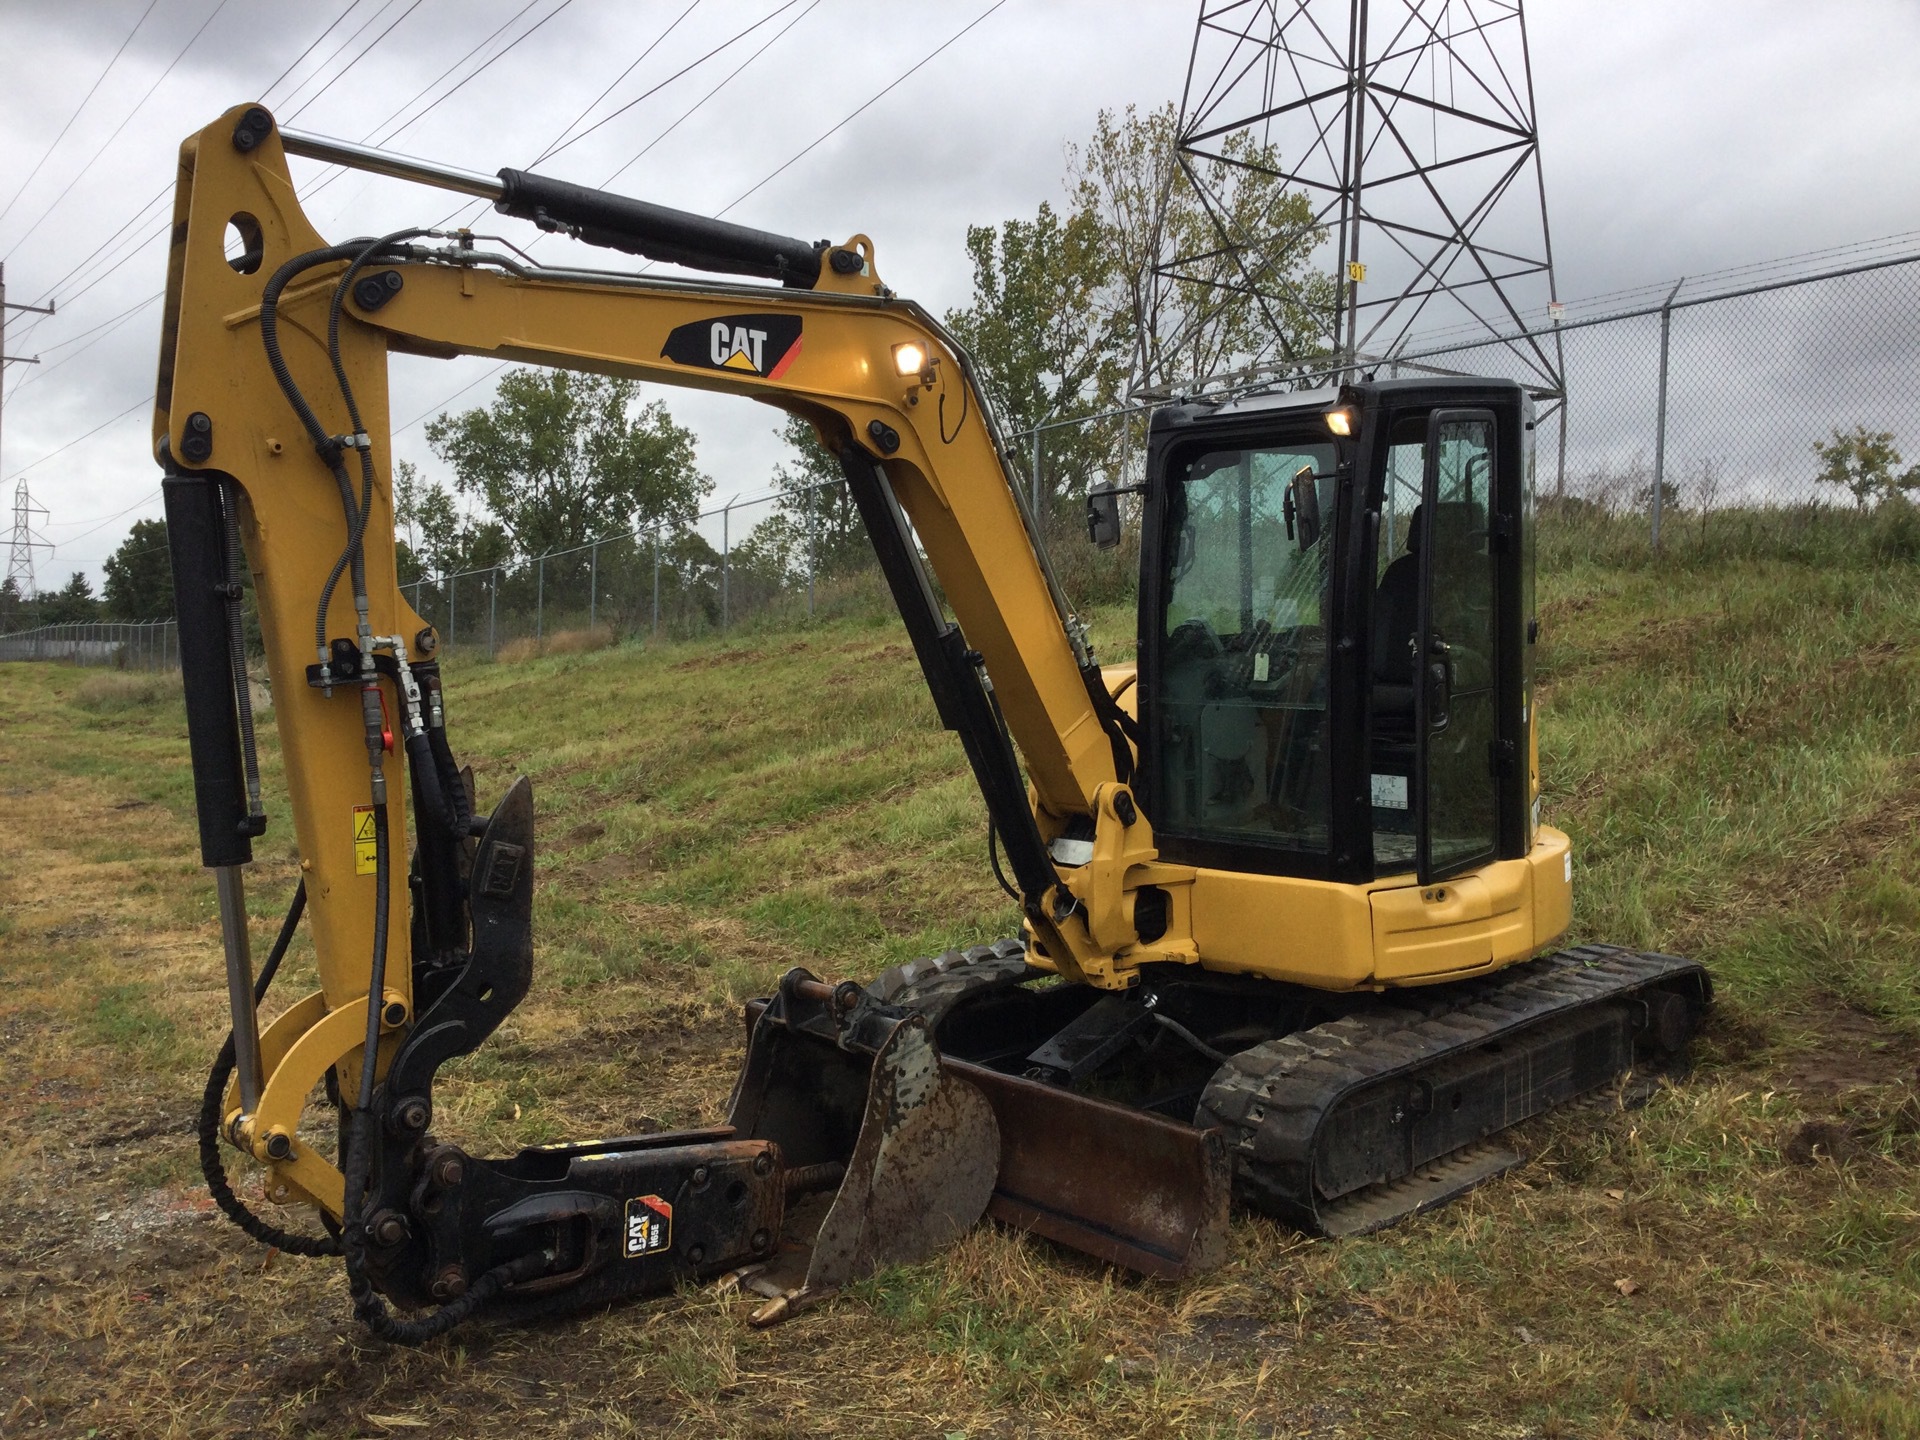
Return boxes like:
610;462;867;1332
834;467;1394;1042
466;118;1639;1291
865;938;1037;1025
1197;944;1711;1234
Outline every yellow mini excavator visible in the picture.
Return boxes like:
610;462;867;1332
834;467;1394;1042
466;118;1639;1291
158;105;1709;1341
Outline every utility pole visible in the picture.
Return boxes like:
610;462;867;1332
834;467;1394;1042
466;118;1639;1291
2;263;56;604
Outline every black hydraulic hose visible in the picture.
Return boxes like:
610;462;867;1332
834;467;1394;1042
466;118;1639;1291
258;240;371;454
987;821;1020;902
1149;1010;1230;1066
337;801;538;1344
425;720;472;840
403;729;454;836
317;230;428;659
197;881;341;1257
257;238;378;661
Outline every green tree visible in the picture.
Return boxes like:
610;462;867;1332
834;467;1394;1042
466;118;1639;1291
394;459;509;582
424;370;708;560
945;201;1127;512
39;571;100;624
1813;426;1919;510
1069;103;1334;399
756;415;867;580
101;518;174;620
0;576;23;630
945;105;1331;515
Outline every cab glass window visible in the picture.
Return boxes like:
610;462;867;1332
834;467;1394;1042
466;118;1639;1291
1153;442;1337;853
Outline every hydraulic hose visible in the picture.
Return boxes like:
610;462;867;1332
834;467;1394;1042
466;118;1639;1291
198;881;341;1256
262;224;519;1341
316;230;428;668
403;729;455;837
255;239;377;664
425;720;473;839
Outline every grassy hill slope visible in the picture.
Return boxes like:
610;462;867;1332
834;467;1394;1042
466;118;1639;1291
1;522;1917;1438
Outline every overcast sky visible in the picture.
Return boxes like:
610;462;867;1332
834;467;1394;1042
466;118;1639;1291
3;0;1919;588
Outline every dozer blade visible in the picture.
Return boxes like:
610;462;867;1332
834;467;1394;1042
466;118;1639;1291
953;1060;1231;1278
728;971;999;1320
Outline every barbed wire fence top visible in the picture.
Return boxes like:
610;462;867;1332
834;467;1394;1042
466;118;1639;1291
1390;240;1920;538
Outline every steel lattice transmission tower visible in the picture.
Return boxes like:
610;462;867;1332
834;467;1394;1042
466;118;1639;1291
6;478;51;599
1171;0;1564;395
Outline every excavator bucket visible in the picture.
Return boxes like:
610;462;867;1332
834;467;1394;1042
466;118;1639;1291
725;972;1000;1320
728;972;1230;1314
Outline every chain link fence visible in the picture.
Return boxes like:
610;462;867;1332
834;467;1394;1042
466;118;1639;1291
403;482;892;658
0;620;179;668
1390;245;1920;547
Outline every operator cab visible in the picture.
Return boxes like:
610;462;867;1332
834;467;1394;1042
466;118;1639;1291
1123;379;1538;889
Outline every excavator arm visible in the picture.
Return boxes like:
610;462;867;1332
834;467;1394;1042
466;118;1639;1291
157;105;1223;1338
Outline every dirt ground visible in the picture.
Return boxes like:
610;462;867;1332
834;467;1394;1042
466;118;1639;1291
3;594;1919;1437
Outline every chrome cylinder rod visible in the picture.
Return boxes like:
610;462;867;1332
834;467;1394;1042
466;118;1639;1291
215;865;265;1114
279;126;504;201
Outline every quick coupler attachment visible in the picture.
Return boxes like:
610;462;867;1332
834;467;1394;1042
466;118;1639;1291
357;966;999;1326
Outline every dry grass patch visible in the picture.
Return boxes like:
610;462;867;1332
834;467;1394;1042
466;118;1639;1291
496;624;620;663
72;669;177;711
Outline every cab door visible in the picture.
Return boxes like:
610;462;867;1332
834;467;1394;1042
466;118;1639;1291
1415;409;1500;883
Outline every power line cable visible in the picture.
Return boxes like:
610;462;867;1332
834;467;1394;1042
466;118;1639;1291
427;0;812;233
385;5;752;412
0;0;163;233
284;0;431;123
6;0;233;254
9;294;162;397
17;0;365;316
272;0;408;118
529;0;703;166
399;1;990;440
600;0;824;190
45;490;166;531
0;396;152;486
259;0;371;102
538;0;808;165
24;185;171;307
397;363;510;434
15;0;412;343
51;487;165;549
368;0;550;142
718;0;1011;217
299;0;576;211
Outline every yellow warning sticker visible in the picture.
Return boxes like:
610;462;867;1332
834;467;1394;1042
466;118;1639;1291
353;805;378;875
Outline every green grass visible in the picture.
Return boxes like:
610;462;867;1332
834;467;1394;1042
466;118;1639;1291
2;511;1919;1438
